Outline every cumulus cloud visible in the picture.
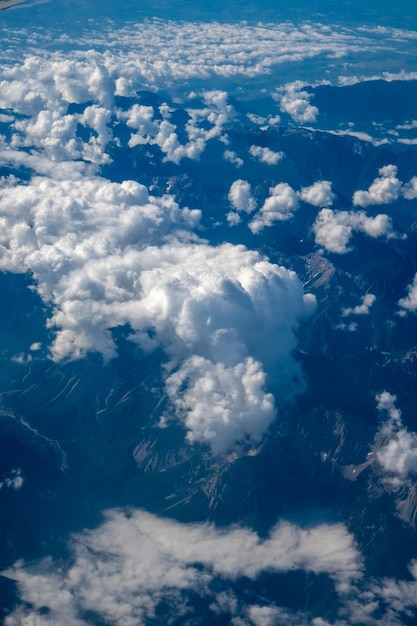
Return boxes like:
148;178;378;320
0;173;315;452
3;508;362;625
1;23;414;171
377;429;417;478
376;391;402;424
0;468;24;491
0;22;395;172
374;392;417;481
298;180;335;207
249;145;284;165
354;168;417;208
2;59;235;166
398;273;417;313
165;356;276;453
342;293;376;316
402;176;417;199
312;208;393;253
276;81;318;124
228;179;256;214
120;90;234;164
224;149;244;167
353;165;402;207
1;21;390;103
249;183;299;233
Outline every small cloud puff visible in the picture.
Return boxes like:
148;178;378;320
312;208;393;253
0;469;24;491
249;145;284;165
247;605;304;626
353;165;402;207
354;167;417;208
377;430;417;478
402;176;417;200
228;179;257;213
374;392;417;482
398;273;417;314
276;81;318;124
342;293;376;317
298;181;335;207
249;183;299;233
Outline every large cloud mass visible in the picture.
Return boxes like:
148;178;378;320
0;173;315;452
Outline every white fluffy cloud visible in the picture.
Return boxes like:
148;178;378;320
298;181;335;207
0;173;315;452
398;273;417;313
137;90;234;164
353;165;402;207
354;167;417;208
376;390;402;423
6;82;234;166
228;179;256;213
374;392;417;481
165;356;276;453
3;508;362;626
402;176;417;199
276;81;318;124
0;22;402;172
249;183;299;233
224;149;244;167
249;145;284;165
377;429;417;478
312;208;393;253
1;21;390;99
342;293;376;316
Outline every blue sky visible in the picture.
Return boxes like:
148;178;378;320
4;0;417;30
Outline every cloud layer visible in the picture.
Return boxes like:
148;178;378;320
1;20;397;98
6;505;417;625
3;508;362;626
